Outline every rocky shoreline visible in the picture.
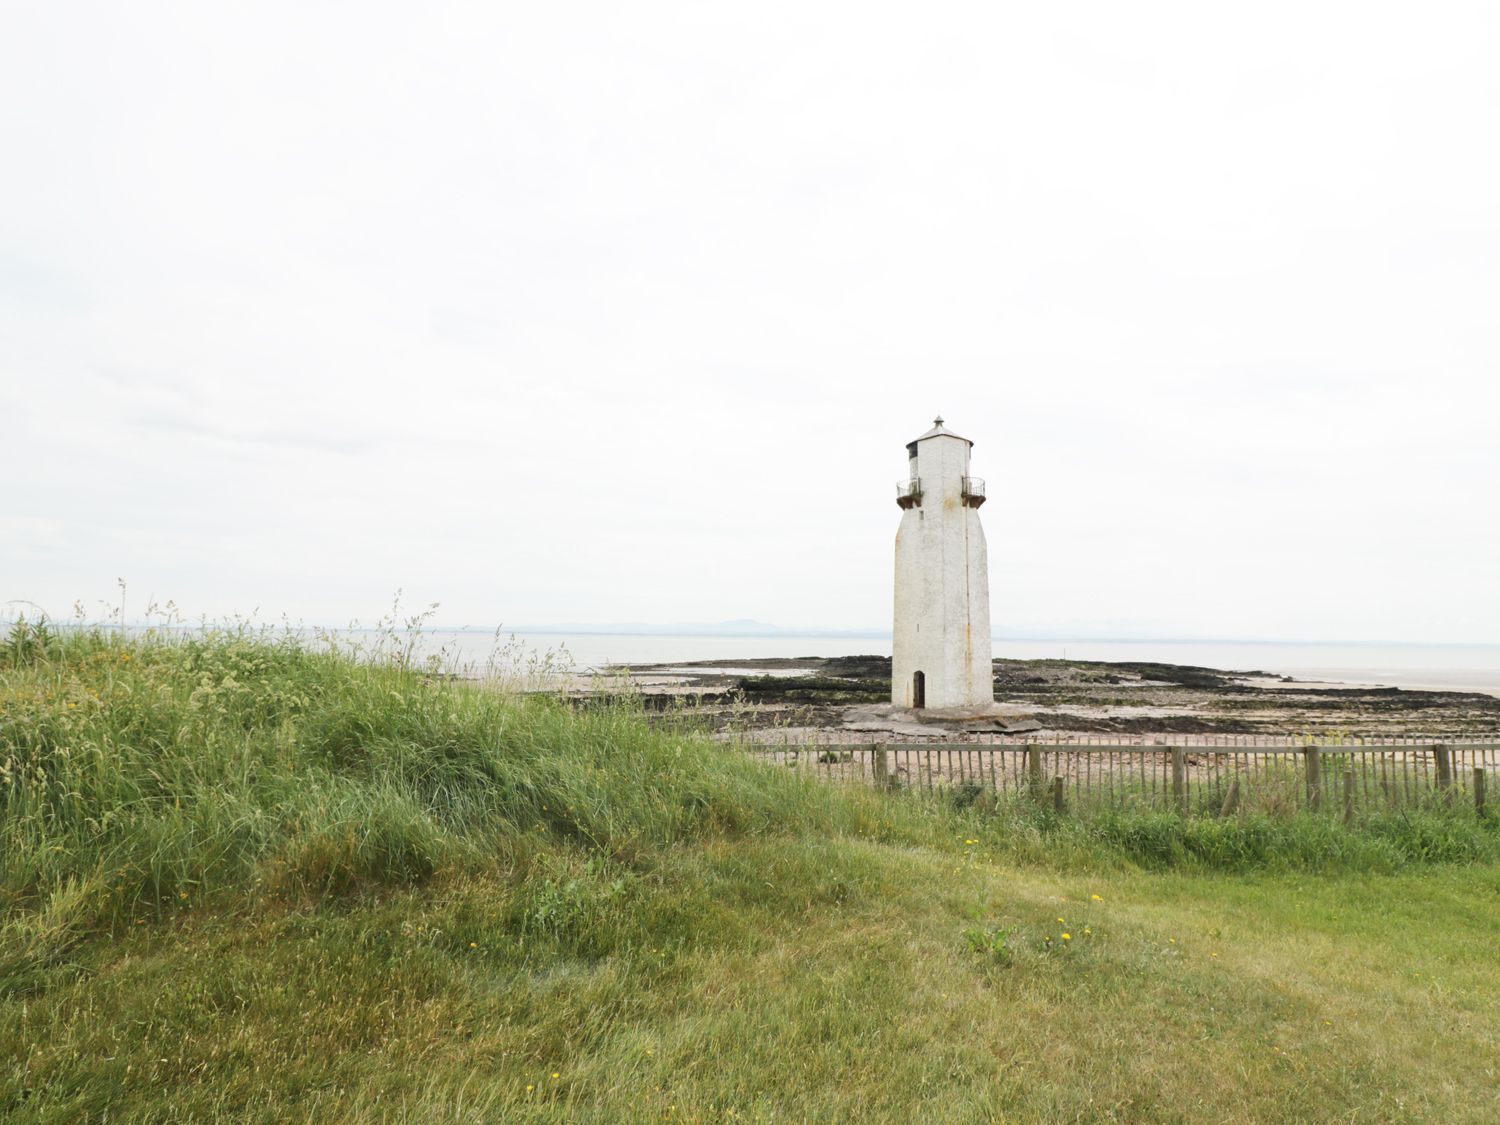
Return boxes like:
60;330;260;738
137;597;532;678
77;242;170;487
597;655;1500;740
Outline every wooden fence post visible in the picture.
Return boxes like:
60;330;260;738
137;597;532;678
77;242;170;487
1305;746;1322;813
1026;744;1043;799
872;744;889;790
1052;775;1066;815
1475;767;1487;818
1343;768;1355;825
1434;744;1453;805
1171;746;1187;815
1220;777;1240;817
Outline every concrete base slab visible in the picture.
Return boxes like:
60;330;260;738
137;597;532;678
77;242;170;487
841;702;1044;737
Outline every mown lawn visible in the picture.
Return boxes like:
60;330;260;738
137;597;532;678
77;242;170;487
10;850;1499;1122
3;623;1498;1122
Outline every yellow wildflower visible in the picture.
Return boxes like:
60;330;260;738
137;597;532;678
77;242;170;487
1061;933;1072;941
1090;894;1103;901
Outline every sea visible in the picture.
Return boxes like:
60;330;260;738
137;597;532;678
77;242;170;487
402;631;1500;696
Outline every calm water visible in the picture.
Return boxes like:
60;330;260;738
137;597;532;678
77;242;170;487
411;631;1500;695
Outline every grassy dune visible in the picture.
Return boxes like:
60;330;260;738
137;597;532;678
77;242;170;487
3;623;1499;1122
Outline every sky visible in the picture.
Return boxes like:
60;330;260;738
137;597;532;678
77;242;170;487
3;1;1498;642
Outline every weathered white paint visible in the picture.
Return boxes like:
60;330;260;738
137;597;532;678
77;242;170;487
892;419;994;712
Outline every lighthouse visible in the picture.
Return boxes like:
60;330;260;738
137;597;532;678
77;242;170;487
892;417;994;712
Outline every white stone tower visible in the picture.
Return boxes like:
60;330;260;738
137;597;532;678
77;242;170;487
892;417;994;712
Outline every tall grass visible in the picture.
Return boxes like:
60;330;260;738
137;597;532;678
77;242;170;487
0;621;910;956
6;621;1500;1120
4;620;1497;938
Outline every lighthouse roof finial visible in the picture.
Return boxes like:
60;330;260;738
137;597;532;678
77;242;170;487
912;415;972;445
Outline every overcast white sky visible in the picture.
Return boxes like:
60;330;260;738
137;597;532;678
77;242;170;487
3;2;1498;641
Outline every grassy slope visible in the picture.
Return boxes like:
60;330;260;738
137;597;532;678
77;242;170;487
3;626;1499;1123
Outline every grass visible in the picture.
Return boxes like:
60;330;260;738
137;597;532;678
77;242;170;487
3;620;1500;1122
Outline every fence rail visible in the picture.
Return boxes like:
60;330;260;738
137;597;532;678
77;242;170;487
727;736;1500;817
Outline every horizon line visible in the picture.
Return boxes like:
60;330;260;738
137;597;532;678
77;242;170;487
493;628;1500;648
26;618;1499;649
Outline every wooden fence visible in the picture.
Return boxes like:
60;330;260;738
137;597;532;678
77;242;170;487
728;735;1500;817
